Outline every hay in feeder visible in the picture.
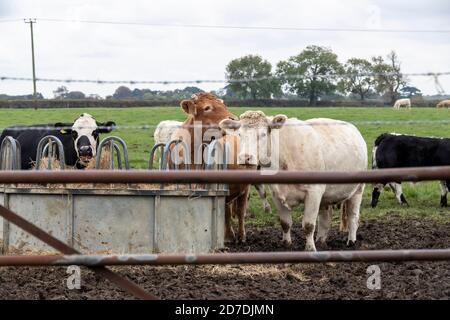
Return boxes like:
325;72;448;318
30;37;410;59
32;147;113;171
32;157;71;170
84;147;112;170
13;147;197;190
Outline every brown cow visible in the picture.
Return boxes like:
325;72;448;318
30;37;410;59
170;93;251;243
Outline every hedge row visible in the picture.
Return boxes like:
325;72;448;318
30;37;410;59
0;99;443;109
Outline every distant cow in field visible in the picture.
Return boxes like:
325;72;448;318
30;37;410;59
371;133;450;208
436;100;450;109
219;111;368;251
0;113;115;169
393;98;411;109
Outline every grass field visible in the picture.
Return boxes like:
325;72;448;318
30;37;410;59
1;106;449;228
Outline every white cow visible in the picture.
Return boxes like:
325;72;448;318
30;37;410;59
154;120;182;145
393;98;411;109
219;111;368;251
436;100;450;108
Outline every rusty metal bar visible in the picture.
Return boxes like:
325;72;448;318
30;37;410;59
1;249;450;266
0;205;157;300
0;166;449;184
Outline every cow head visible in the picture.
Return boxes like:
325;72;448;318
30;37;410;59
219;110;287;167
180;93;237;129
56;113;116;165
174;93;237;166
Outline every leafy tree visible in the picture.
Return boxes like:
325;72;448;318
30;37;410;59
34;92;44;100
371;51;407;104
225;55;280;99
65;91;86;99
400;86;421;97
221;85;240;99
276;45;343;105
53;86;68;99
340;58;374;100
53;86;87;99
181;86;203;96
113;86;134;99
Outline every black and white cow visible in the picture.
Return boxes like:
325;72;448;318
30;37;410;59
0;113;115;169
371;133;450;208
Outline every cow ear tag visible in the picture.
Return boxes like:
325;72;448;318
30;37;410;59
60;129;67;134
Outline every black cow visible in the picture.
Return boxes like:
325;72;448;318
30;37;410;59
0;113;115;169
371;133;450;208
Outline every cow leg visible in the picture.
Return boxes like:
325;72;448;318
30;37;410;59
272;196;293;247
440;181;448;207
254;184;272;213
371;183;384;208
224;202;235;243
346;184;364;246
236;186;250;243
389;182;408;206
302;191;323;251
245;191;254;218
316;205;332;244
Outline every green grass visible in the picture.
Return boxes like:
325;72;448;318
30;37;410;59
1;106;449;226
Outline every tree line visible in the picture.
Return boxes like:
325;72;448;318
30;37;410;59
108;46;420;105
225;46;419;105
1;45;426;105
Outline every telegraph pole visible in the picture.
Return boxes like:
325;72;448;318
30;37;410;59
24;18;37;99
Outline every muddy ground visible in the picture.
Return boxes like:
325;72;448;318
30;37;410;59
0;214;449;300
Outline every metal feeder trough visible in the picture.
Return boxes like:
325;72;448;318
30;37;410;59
0;137;229;254
0;184;226;254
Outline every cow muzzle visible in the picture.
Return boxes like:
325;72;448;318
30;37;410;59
78;146;93;163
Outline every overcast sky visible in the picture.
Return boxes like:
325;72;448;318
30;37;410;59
0;0;449;98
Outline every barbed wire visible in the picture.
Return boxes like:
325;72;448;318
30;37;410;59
2;119;450;132
1;71;449;95
1;71;449;85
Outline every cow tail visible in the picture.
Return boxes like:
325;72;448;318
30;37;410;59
339;201;349;232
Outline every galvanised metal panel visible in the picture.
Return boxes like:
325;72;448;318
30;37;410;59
73;195;154;254
8;193;70;252
155;196;225;253
214;197;225;250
